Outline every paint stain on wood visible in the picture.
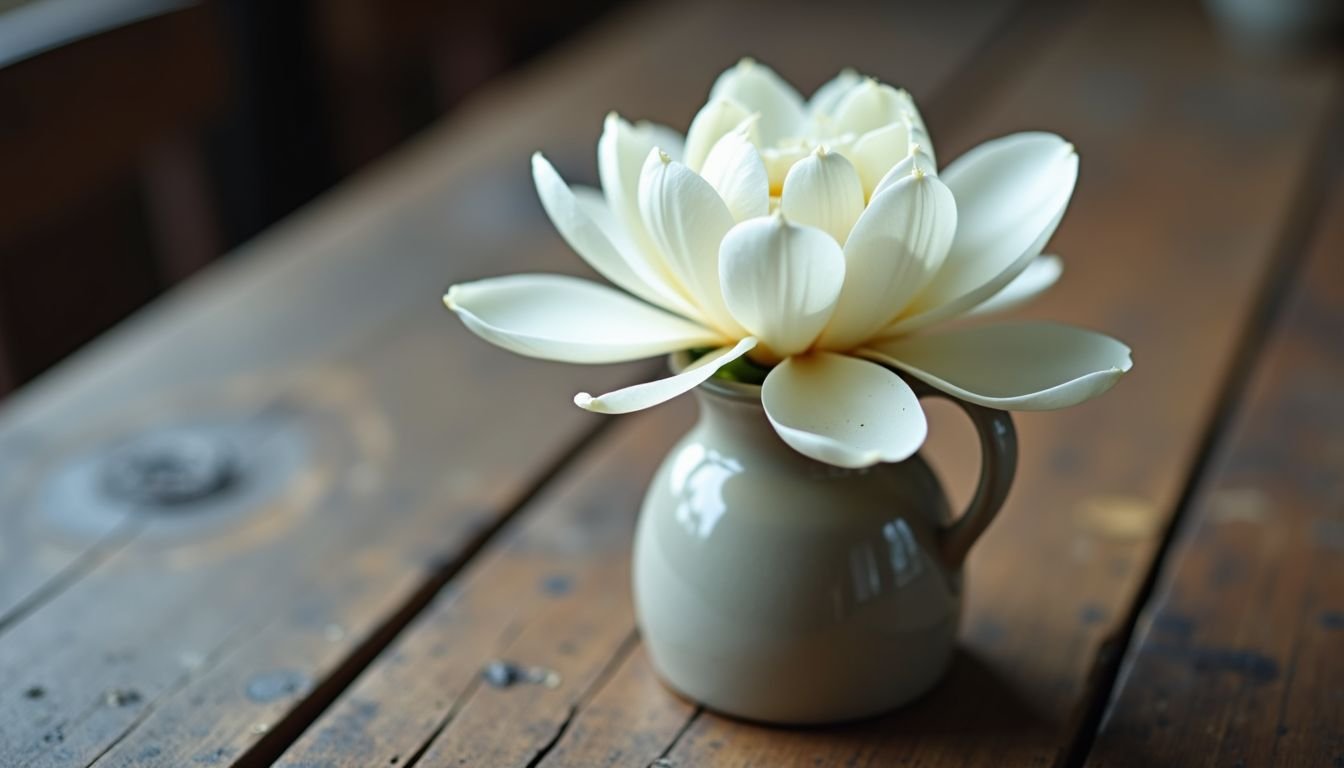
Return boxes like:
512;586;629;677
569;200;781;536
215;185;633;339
481;660;561;689
1078;495;1162;539
541;574;572;596
1150;644;1280;683
1206;487;1272;524
1319;611;1344;630
246;669;312;703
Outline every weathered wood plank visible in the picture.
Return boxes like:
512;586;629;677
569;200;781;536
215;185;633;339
269;401;688;768
0;0;1024;765
1085;147;1344;768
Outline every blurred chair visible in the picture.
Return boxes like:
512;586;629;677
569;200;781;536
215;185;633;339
0;0;225;393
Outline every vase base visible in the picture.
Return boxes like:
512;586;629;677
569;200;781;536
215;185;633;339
640;624;957;726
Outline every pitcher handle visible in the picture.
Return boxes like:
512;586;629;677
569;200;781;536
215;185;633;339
909;379;1017;570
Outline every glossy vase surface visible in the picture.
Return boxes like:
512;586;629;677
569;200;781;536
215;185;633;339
634;369;1015;724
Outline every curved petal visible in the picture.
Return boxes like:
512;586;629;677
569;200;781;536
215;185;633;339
710;58;806;144
871;144;936;199
819;169;957;351
719;215;845;358
831;81;908;137
575;337;757;414
598;113;686;276
762;352;927;468
533;154;699;320
684;98;753;173
638;150;745;336
846;121;911;199
700;120;770;222
445;274;721;363
963;254;1062;318
861;321;1132;410
780;147;864;245
808;68;862;117
891;132;1077;333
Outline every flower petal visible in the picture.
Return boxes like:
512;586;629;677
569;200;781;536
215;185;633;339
598;113;685;269
638;150;746;336
533;154;699;320
709;58;806;145
684;98;753;173
845;121;911;199
762;352;927;467
890;132;1077;333
780;147;864;245
574;337;757;414
819;168;957;351
808;68;862;117
700;120;770;222
964;254;1062;318
870;145;937;199
831;81;908;137
719;215;845;358
861;321;1132;410
445;274;721;363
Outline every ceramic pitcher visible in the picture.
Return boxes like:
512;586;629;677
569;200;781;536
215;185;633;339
634;355;1016;724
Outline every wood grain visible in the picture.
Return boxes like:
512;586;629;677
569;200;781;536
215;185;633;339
0;0;1021;765
1085;148;1344;768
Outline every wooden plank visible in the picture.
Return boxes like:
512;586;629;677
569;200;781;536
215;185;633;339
1084;154;1344;767
270;0;1344;765
0;0;1024;765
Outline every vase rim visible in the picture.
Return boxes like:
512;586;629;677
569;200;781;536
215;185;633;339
669;350;762;402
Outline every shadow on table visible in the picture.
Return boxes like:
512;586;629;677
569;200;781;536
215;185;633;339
693;648;1059;759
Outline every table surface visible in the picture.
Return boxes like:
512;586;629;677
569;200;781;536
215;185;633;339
2;0;1341;765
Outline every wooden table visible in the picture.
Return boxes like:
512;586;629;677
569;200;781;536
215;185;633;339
2;0;1341;765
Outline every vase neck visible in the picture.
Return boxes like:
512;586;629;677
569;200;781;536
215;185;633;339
691;385;837;474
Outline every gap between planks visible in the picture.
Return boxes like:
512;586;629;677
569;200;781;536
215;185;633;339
139;394;639;768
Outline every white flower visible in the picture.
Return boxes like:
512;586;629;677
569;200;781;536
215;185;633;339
446;60;1132;468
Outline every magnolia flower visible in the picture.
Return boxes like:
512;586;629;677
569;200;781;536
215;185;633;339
446;59;1132;468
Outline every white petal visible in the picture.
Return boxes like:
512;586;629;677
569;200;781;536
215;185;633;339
808;68;862;117
819;169;957;351
891;133;1077;333
831;81;907;137
638;150;745;336
762;353;927;468
870;145;936;199
964;254;1062;318
710;58;806;144
700;121;770;222
845;122;910;199
861;321;1132;410
684;98;752;173
575;337;757;414
599;113;685;270
780;147;865;246
533;154;698;319
719;215;845;357
445;274;721;363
